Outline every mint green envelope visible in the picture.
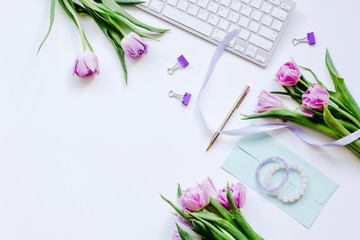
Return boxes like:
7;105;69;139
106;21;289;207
222;132;338;228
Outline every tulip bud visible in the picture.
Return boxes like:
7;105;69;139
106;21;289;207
256;90;283;113
200;177;218;199
217;182;247;210
302;83;329;114
179;186;209;212
276;59;301;86
73;51;99;77
120;32;148;60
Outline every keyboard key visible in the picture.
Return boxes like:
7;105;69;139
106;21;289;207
208;14;220;25
198;9;209;20
269;0;280;6
140;0;150;7
256;54;266;63
272;7;288;21
261;15;272;26
249;34;273;51
240;5;252;16
248;44;258;53
229;24;240;32
218;19;230;30
280;3;291;11
261;2;272;13
149;0;164;12
197;0;209;8
178;0;189;11
245;49;255;58
162;6;213;36
218;6;229;18
220;0;231;7
208;2;219;13
230;0;242;11
251;10;262;21
249;22;260;32
229;37;236;47
241;0;250;4
239;29;250;40
271;19;283;31
212;29;226;42
250;0;261;9
228;12;239;23
167;0;178;6
259;26;278;41
238;16;250;27
188;5;199;16
235;44;245;53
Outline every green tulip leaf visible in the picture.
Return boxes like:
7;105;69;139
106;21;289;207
38;0;56;54
95;0;144;4
323;105;360;156
325;49;360;120
270;91;302;99
161;195;193;227
177;184;182;198
175;224;198;240
209;197;236;226
189;214;234;240
102;0;169;33
191;212;247;240
299;65;328;91
86;6;128;83
74;2;90;16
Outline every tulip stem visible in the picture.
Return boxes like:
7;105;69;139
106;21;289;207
298;79;310;89
63;0;87;51
329;104;360;128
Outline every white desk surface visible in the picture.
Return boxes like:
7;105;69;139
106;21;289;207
1;0;360;239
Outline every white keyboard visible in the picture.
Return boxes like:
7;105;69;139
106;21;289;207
137;0;296;67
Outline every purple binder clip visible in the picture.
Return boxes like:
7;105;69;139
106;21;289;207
292;32;316;45
168;55;189;75
169;90;192;106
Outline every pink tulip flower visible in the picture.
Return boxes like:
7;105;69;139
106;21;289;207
201;177;218;199
73;51;99;78
120;32;148;60
256;90;283;113
302;83;329;114
217;182;247;210
276;59;301;86
179;186;209;212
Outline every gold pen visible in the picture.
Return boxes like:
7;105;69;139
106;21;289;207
206;84;250;151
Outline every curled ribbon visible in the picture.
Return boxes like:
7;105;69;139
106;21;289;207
196;30;360;147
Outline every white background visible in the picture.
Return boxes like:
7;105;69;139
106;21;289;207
1;0;360;239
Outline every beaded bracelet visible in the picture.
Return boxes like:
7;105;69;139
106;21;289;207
255;156;290;193
267;163;308;203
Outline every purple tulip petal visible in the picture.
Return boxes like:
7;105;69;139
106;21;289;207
256;90;283;113
276;59;301;86
302;83;329;112
121;32;148;61
73;51;99;78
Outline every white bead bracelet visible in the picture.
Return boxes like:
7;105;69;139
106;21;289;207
267;163;308;203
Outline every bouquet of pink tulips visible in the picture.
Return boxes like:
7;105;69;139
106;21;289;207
243;50;360;158
39;0;168;84
162;177;262;240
